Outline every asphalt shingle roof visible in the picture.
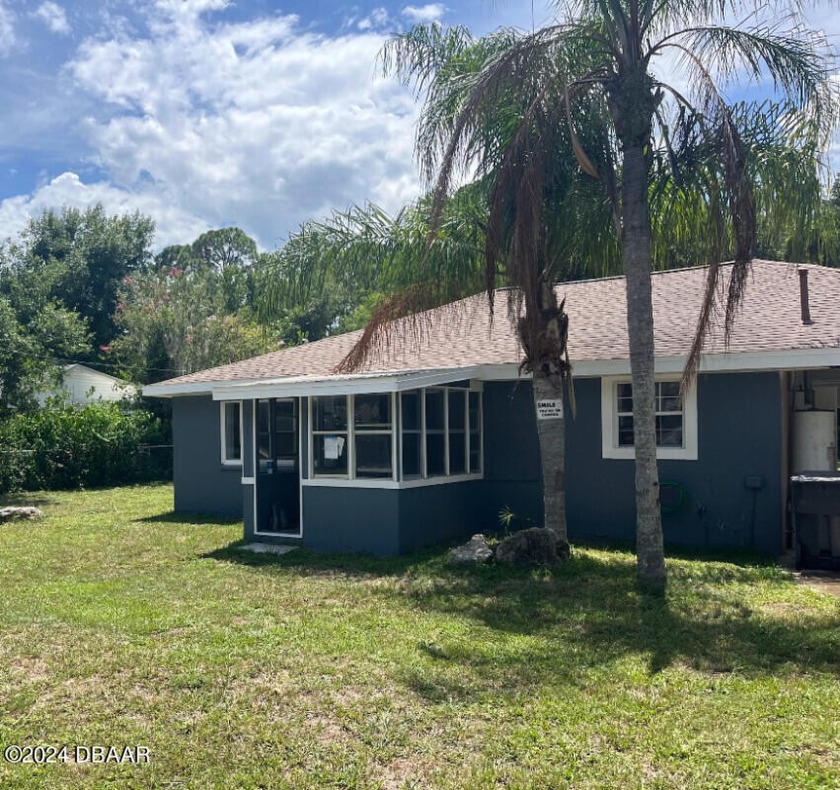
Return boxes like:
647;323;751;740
152;260;840;389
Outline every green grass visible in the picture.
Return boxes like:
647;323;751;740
0;485;838;789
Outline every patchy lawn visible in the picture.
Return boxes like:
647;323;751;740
0;485;838;789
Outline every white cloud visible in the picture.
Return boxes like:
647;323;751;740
402;4;446;24
0;172;211;249
357;7;391;32
0;2;16;54
63;2;421;249
34;2;70;36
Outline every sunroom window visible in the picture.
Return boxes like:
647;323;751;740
354;393;393;478
309;386;483;483
312;395;348;476
399;386;482;480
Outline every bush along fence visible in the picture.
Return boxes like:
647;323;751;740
0;403;172;494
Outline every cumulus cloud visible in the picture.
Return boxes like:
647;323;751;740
64;1;421;249
0;2;16;54
356;7;391;32
34;2;70;36
0;172;211;248
402;4;446;24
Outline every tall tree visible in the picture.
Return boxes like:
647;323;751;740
9;205;155;350
112;266;277;385
383;6;832;586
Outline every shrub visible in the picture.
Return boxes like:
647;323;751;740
0;403;170;493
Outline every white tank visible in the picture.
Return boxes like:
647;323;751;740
793;410;837;474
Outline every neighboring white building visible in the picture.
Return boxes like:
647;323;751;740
36;364;138;406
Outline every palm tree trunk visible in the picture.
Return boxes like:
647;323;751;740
621;142;666;586
531;369;567;542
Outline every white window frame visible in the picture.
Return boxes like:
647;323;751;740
601;375;698;461
353;392;396;480
310;394;350;479
220;400;243;466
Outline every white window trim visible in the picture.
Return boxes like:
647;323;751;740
220;400;243;466
601;375;698;461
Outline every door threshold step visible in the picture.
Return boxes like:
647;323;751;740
237;543;299;556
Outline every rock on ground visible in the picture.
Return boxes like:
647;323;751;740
495;527;570;566
0;506;44;523
450;534;494;565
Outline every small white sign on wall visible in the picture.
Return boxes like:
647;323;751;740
536;400;564;420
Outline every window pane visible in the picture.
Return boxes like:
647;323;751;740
276;432;297;457
449;431;466;474
402;432;421;478
657;414;683;447
426;433;445;476
313;396;347;431
469;392;480;432
257;400;270;460
275;399;296;432
354;393;391;428
448;390;465;430
312;434;347;475
469;430;481;473
402;391;420;431
426;389;445;430
618;415;634;447
356;434;392;478
658;382;682;413
616;382;633;413
224;403;241;461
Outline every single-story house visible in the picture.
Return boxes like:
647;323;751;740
36;364;139;406
144;260;840;558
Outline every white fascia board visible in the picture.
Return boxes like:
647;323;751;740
143;380;234;398
211;366;481;401
477;347;840;381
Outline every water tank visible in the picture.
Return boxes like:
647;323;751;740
793;410;836;474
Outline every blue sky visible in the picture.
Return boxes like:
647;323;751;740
0;0;836;251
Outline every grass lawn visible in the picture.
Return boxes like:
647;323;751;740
0;486;838;789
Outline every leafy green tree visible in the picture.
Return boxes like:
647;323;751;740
112;266;278;384
6;205;155;350
190;227;258;272
0;287;90;412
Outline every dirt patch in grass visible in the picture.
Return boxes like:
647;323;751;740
796;570;840;598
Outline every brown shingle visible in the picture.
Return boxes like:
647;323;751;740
152;260;840;388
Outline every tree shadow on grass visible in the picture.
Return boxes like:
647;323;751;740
0;492;61;508
135;511;242;526
205;540;839;691
204;540;439;577
393;557;839;698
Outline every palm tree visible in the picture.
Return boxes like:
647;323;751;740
381;5;833;585
264;29;620;546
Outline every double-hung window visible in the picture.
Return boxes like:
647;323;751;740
602;376;697;460
312;396;349;476
220;401;242;465
354;393;393;478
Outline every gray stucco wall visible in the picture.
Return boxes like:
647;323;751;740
172;395;244;517
481;373;784;554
